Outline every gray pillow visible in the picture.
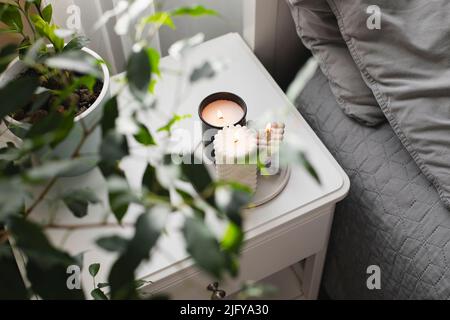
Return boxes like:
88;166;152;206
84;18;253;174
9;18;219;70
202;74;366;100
328;0;450;209
286;0;386;126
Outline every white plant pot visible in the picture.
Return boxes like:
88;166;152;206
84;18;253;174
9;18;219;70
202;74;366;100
0;47;110;176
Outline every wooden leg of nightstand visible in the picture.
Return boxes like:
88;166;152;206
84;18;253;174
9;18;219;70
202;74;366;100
302;207;335;300
302;249;328;300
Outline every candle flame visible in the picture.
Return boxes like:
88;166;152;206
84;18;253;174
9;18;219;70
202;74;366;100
217;110;224;120
265;123;272;133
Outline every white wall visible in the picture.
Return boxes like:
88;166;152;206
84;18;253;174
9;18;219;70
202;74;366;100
243;0;309;90
48;0;158;74
160;0;308;89
48;0;307;88
158;0;243;55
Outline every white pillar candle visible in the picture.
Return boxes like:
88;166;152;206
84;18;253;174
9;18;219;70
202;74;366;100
214;125;258;192
201;100;245;127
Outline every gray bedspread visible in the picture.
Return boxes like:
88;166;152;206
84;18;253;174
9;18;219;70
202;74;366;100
295;70;450;300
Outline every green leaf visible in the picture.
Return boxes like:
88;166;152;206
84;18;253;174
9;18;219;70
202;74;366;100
25;109;75;149
96;235;129;253
109;191;131;223
157;114;191;133
78;75;96;92
134;123;156;146
0;4;23;32
143;12;175;29
142;164;169;197
0;76;39;120
181;154;212;195
171;5;218;17
0;179;26;222
91;288;108;300
215;182;252;227
45;51;102;78
175;188;194;202
148;79;157;94
30;90;52;112
0;242;28;299
31;15;64;53
64;35;89;52
26;259;85;299
100;131;129;165
221;222;244;254
6;216;85;299
97;282;109;288
25;158;97;182
183;217;226;279
101;96;119;137
41;4;52;23
298;152;321;184
190;61;215;82
127;48;151;100
88;263;100;277
108;207;168;299
63;189;99;218
107;175;136;223
147;47;160;76
0;44;18;73
6;215;71;266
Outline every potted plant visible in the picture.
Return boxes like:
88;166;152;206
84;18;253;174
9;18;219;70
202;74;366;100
0;1;110;175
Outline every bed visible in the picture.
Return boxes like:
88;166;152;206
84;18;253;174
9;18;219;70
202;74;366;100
294;69;450;299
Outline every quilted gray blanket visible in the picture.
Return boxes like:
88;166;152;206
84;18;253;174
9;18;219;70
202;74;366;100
295;70;450;299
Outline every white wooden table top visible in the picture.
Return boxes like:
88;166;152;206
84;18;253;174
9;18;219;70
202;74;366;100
24;33;349;296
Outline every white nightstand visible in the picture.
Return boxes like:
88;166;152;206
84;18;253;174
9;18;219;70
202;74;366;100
14;33;349;300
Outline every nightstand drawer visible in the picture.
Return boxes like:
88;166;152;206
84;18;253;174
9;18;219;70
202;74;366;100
140;205;335;300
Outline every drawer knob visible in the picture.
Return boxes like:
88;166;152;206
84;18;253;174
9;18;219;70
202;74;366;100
207;282;226;300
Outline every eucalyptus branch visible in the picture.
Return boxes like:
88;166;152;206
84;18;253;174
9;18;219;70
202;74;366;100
72;120;100;158
23;177;57;218
24;120;101;218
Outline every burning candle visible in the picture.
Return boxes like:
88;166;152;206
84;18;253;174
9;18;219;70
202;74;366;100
201;99;245;127
199;92;247;152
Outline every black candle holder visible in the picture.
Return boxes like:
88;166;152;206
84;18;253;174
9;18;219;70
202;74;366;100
198;92;247;152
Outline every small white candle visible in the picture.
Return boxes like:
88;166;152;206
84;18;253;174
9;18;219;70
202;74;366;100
214;125;258;192
201;100;245;127
258;122;286;176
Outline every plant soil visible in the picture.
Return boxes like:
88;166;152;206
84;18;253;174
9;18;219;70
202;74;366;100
12;68;103;124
